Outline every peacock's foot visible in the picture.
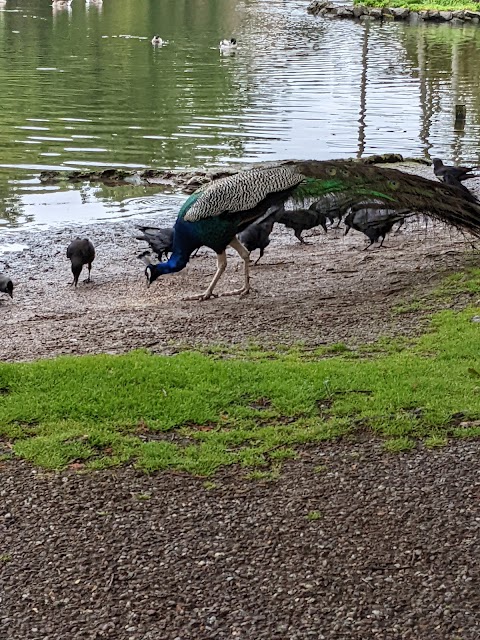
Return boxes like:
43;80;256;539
219;286;250;298
183;290;218;302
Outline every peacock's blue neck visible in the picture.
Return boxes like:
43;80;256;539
150;218;202;279
151;246;191;277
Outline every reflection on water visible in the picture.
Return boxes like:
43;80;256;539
0;0;480;228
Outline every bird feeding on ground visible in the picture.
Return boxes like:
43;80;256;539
66;238;95;287
136;226;174;262
0;274;13;299
143;160;480;301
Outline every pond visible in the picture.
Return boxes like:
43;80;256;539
1;0;480;230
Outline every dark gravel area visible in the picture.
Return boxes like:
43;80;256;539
0;441;479;640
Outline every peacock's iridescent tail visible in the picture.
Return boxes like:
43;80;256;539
182;160;480;238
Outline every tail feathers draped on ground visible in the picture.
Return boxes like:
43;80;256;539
289;160;480;237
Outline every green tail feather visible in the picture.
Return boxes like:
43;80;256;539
291;177;396;204
178;192;201;219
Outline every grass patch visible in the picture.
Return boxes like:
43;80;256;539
307;511;322;521
355;0;479;11
383;437;417;453
0;281;480;474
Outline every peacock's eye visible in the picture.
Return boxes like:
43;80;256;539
340;168;350;177
327;167;337;176
388;180;400;190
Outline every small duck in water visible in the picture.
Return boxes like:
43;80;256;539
219;38;237;52
151;35;163;45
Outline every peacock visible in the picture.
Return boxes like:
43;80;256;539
144;160;480;300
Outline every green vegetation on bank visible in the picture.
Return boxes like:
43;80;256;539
354;0;479;12
0;270;479;476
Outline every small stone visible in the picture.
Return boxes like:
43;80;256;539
471;316;480;323
392;7;410;18
336;7;354;17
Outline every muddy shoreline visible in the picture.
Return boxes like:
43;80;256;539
1;162;479;363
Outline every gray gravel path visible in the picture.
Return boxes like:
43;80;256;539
0;441;479;639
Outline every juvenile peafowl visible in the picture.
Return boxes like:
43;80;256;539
275;203;328;243
144;160;480;300
0;273;13;299
344;201;411;248
237;207;279;265
66;238;95;287
136;226;174;262
432;158;478;184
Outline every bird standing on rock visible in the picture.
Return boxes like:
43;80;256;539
67;238;95;287
144;160;480;301
0;274;13;299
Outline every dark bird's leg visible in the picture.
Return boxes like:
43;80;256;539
254;248;264;266
363;240;374;251
378;235;386;248
184;252;226;301
86;263;92;283
294;229;306;244
219;237;250;298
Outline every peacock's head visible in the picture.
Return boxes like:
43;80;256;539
145;264;159;287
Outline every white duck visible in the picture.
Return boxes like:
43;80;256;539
219;37;237;52
151;35;163;46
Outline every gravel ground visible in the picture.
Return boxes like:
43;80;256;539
1;209;479;362
1;165;479;639
0;441;479;640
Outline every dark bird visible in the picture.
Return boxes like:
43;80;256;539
66;238;95;287
344;201;411;248
442;173;475;199
144;160;480;300
308;193;352;227
237;207;279;265
0;274;13;299
275;202;328;243
432;158;477;183
136;226;174;262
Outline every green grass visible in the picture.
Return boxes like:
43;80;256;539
355;0;479;11
0;271;479;475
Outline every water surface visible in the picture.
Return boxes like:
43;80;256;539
1;0;480;229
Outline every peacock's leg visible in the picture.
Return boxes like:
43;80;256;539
184;252;227;301
219;238;250;298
